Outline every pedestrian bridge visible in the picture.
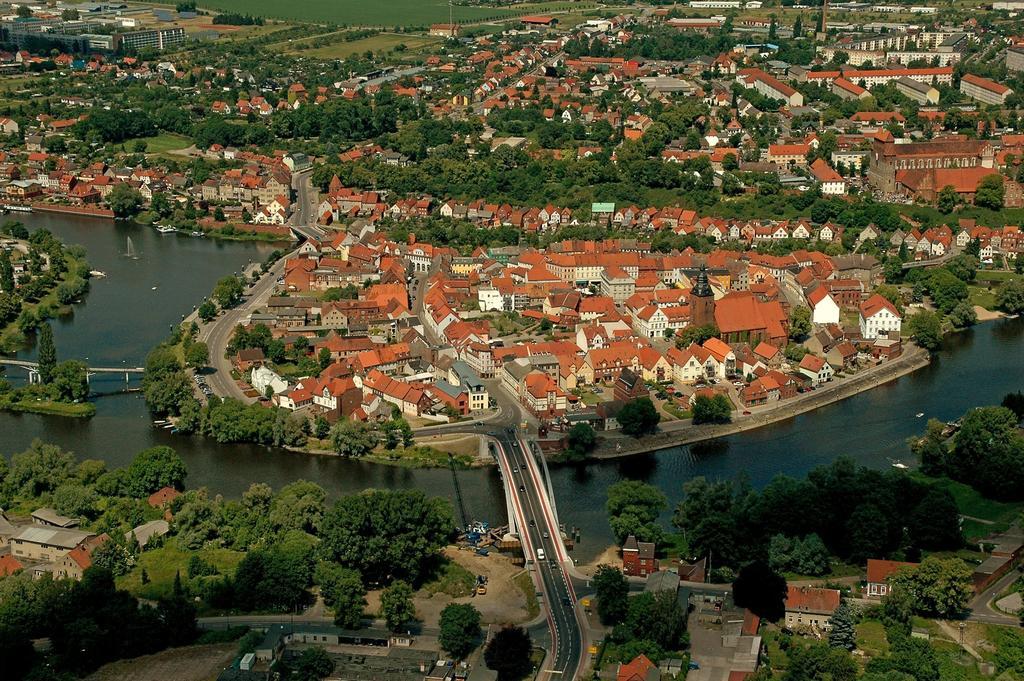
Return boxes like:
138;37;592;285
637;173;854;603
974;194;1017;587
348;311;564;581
0;358;144;384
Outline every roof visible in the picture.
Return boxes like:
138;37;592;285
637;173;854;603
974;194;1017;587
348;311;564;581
866;558;917;583
618;654;658;681
799;354;826;372
961;72;1011;95
148;486;181;507
12;525;91;549
810;158;843;183
859;294;901;320
786;585;840;615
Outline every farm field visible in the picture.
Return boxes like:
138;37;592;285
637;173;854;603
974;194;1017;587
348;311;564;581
289;33;444;59
194;0;518;25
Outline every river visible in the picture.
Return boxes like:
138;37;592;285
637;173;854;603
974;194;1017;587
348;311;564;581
1;215;1022;562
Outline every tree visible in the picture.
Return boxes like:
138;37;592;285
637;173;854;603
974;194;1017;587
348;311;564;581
618;397;660;437
50;360;89;402
438;603;481;659
212;275;244;308
185;341;209;367
107;183;144;218
270;480;326;535
289;647;334;681
692;393;732;425
908;489;962;550
1001;391;1024;421
607;480;667;546
315;563;366;629
907;311;942;351
946;301;977;328
886;555;973;618
566;422;596;459
124;446;187;497
790;306;812;340
974;174;1004;210
484;626;533;681
197;300;217;322
0;249;13;294
937;185;958;214
593;564;629;625
380;580;416;631
944;254;978;283
5;439;76;497
319;489;453;584
733;561;788;622
997;279;1024;314
37;322;57;384
676;324;719;347
330;419;379;457
828;602;857;651
785;642;859;681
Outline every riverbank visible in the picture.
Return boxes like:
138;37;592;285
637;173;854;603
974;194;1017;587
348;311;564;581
587;344;932;460
0;392;96;417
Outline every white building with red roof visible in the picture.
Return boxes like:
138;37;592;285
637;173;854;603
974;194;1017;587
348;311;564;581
859;294;902;339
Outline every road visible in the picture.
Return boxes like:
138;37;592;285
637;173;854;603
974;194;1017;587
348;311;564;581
492;429;585;680
969;562;1023;626
291;168;316;228
198;252;294;402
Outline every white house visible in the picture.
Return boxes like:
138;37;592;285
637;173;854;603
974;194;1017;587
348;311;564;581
859;294;902;339
807;288;840;325
810;159;847;196
251;366;288;396
798;354;834;386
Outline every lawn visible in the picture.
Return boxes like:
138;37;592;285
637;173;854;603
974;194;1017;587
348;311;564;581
132;132;193;154
419;559;476;598
968;285;997;310
975;270;1021;283
855;620;890;658
367;444;475;468
118;544;245;601
912;473;1024;540
196;0;519;25
513;570;540;620
291;33;443;59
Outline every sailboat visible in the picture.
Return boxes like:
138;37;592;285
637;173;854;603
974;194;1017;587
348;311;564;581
124;236;138;259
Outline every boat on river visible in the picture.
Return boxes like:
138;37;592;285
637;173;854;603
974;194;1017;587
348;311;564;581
155;225;176;234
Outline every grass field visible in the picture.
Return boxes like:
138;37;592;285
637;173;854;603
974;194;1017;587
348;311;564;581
291;33;443;59
118;544;245;601
513;570;540;620
968;285;997;310
132;132;194;154
855;620;890;658
197;0;518;25
913;473;1024;540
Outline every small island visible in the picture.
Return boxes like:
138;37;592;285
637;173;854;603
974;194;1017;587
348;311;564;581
0;222;94;417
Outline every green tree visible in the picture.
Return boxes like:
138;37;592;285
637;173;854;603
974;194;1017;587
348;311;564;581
50;360;89;402
566;422;596;459
185;341;209;367
789;305;812;340
907;311;943;351
438;603;481;659
937;185;958;214
36;322;57;384
330;419;379;457
484;626;533;681
692;393;732;424
0;249;13;293
319;489;453;584
908;488;962;550
606;480;667;545
733;561;787;622
828;602;857;651
288;646;334;681
593;564;630;625
784;642;858;681
124;446;187;497
946;301;977;328
997;279;1024;314
973;173;1004;210
380;580;416;631
107;183;144;218
197;300;217;321
212;275;244;308
315;562;366;629
886;555;973;618
617;397;660;437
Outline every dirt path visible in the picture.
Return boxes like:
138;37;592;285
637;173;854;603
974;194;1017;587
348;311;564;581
574;544;621;577
85;643;236;681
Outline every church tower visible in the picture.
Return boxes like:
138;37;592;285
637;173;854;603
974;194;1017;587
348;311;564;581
690;264;716;329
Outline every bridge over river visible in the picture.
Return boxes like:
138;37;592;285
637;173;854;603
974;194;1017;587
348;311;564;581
0;358;144;385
